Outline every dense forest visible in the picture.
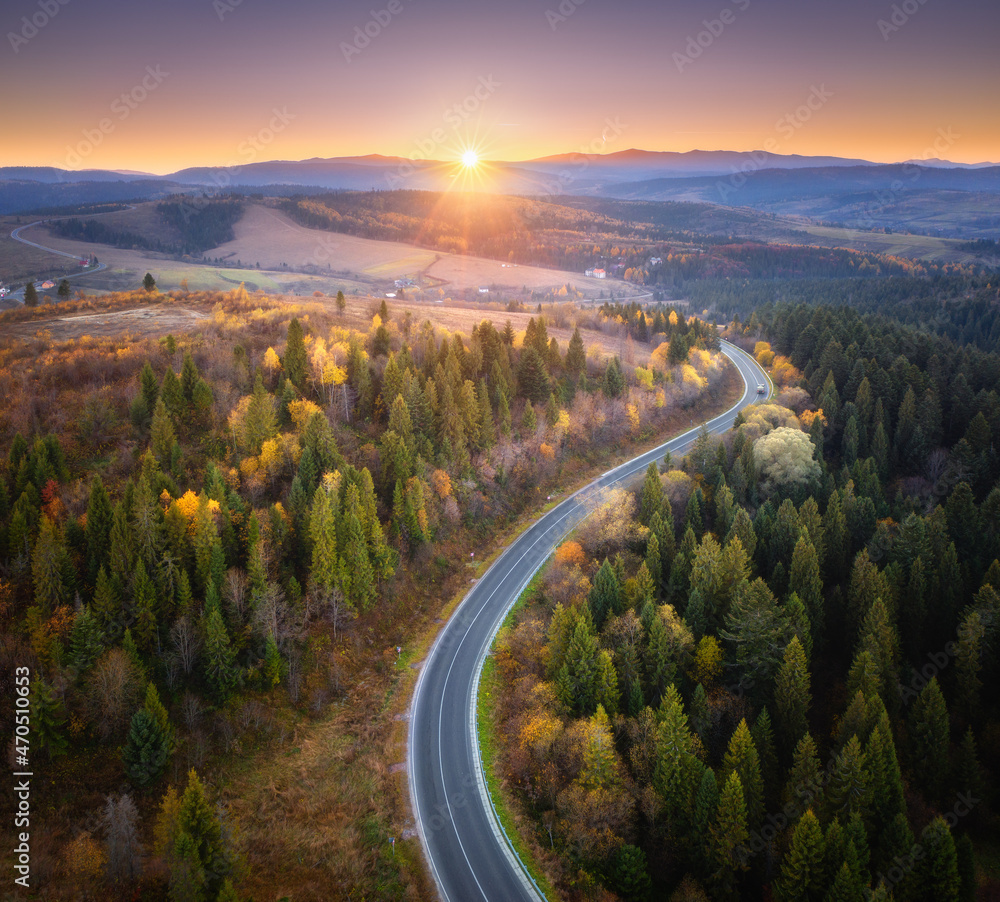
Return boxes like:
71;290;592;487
49;199;244;257
0;287;732;899
698;274;1000;355
490;299;1000;899
50;217;171;254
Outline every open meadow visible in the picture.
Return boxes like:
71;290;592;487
9;203;624;300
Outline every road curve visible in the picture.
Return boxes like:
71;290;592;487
6;211;122;300
408;340;771;902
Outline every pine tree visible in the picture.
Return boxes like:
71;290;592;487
654;685;700;826
784;733;823;816
202;606;238;703
180;351;200;406
336;289;346;316
174;770;232;901
68;604;105;672
32;516;67;615
160;365;183;417
909;677;950;801
565;326;586;377
639;462;662;526
709;772;750;901
824;735;869;822
283;318;308;392
722;719;765;829
955;728;984;812
31;677;68;759
144;683;176;755
790;534;824;647
476;379;496;449
775;809;826;902
132;558;158;652
588;558;621;629
857;597;900;708
24;281;38;306
775;636;811;750
108;500;135;584
264;633;284;688
497;389;511;437
603;357;626;398
645;532;662;599
725;506;757;560
557;618;602;716
170;830;206;902
824;861;865;902
340;486;376;610
864;715;905;844
310;483;340;600
752;707;780;807
517;345;550;404
86;475;115;581
609;843;651;902
915;817;960;902
123;709;169;787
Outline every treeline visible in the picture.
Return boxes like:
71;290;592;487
50;217;170;253
47;199;244;257
699;273;1000;355
157;198;244;254
491;301;1000;899
279;190;974;292
0;287;735;897
600;302;720;350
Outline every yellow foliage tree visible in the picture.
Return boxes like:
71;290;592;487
692;635;724;686
288;399;323;432
263;347;281;375
626;403;641;434
555;541;587;569
634;366;654;390
431;469;452;499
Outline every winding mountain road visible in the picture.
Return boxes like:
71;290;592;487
4;209;130;301
408;339;772;902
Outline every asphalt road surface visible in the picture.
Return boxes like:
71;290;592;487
5;214;118;302
408;340;772;902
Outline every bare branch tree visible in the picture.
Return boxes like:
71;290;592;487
223;567;249;625
169;615;201;677
251;580;305;647
104;793;141;883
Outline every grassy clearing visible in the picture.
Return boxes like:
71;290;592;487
785;220;978;263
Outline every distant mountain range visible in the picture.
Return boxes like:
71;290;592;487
2;150;999;235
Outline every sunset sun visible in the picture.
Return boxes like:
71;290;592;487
461;149;479;168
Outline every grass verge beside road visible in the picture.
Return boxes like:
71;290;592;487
478;571;560;901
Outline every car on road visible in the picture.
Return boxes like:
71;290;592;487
757;384;766;394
